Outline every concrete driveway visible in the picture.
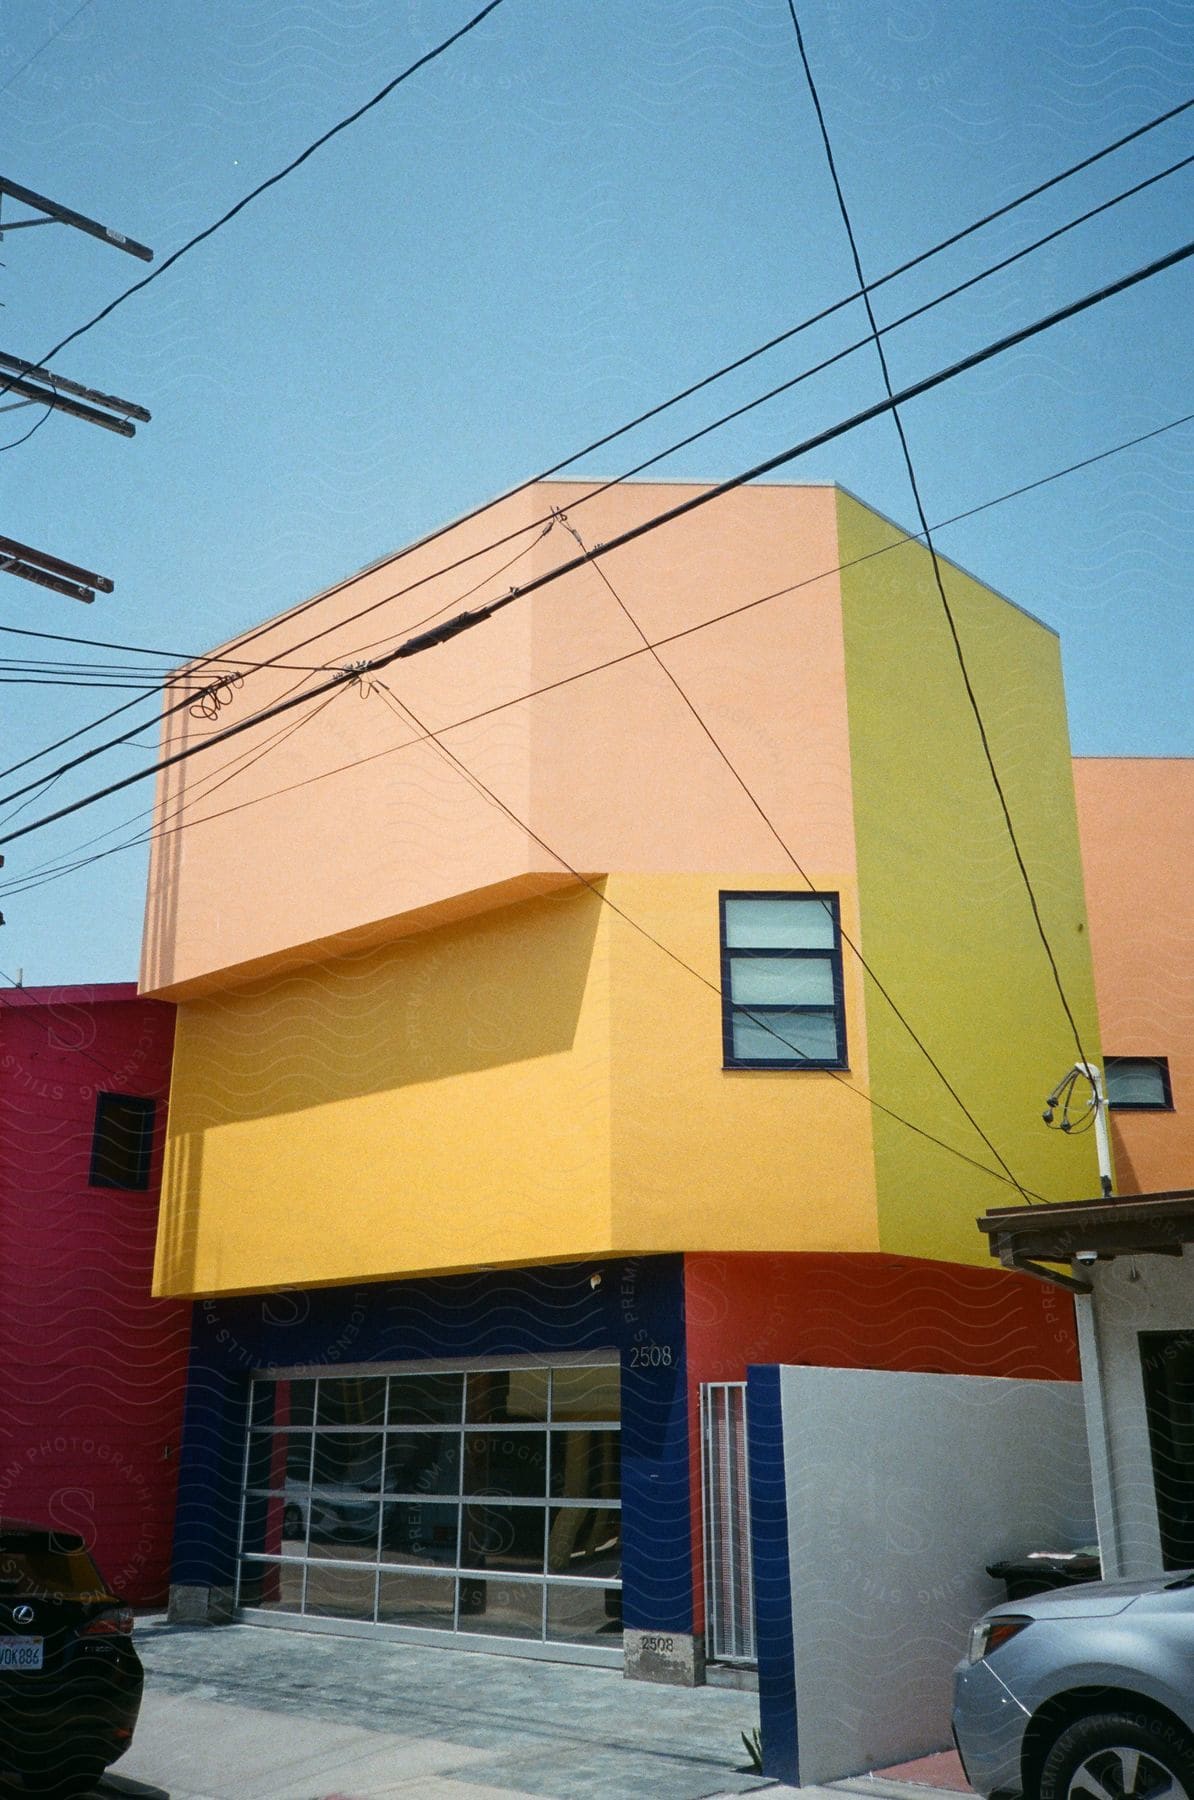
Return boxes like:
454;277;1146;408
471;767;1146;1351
27;1619;777;1800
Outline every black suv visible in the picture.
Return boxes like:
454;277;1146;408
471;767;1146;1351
0;1522;143;1797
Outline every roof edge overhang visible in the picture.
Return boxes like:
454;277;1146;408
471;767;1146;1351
978;1189;1194;1294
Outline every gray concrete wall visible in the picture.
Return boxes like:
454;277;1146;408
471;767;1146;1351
776;1365;1094;1785
1079;1255;1194;1577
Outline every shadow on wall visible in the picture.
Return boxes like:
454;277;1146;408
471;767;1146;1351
166;882;606;1127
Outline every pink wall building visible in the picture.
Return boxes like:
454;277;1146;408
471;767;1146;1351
0;983;188;1604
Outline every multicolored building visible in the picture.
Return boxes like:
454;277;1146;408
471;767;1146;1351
141;481;1103;1675
0;983;187;1604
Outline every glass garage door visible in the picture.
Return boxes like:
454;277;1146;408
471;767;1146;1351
237;1362;622;1655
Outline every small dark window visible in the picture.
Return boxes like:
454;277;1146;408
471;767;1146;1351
719;892;847;1070
89;1093;156;1190
1105;1057;1173;1111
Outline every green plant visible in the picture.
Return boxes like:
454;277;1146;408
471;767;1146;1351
741;1726;764;1773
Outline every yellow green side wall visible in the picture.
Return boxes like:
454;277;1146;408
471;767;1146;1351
836;490;1104;1264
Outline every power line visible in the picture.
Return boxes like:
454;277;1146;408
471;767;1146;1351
182;114;1194;683
367;676;1041;1201
1;231;1190;851
553;506;1034;1200
0;0;507;426
0;0;98;97
0;514;553;808
3;401;1188;897
7;98;1187;795
785;0;1094;1072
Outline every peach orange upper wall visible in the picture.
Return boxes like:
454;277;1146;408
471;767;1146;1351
1073;758;1194;1194
141;483;855;996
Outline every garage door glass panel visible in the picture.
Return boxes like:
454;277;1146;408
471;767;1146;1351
238;1560;304;1613
316;1377;386;1428
312;1431;384;1490
250;1378;315;1429
456;1577;543;1639
303;1564;376;1620
380;1501;460;1567
550;1431;620;1500
387;1373;463;1426
550;1366;620;1421
465;1367;548;1423
547;1506;621;1578
461;1504;546;1575
306;1501;380;1559
377;1571;455;1629
382;1432;459;1496
546;1582;621;1645
462;1431;547;1499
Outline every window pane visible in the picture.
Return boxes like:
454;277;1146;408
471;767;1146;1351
241;1491;293;1559
387;1373;463;1426
312;1431;384;1491
547;1506;621;1578
550;1430;620;1501
377;1571;455;1629
244;1430;291;1492
461;1504;545;1575
723;896;835;950
383;1432;460;1496
303;1563;377;1621
381;1501;459;1568
251;1379;315;1429
89;1093;155;1190
462;1431;547;1499
550;1366;620;1423
1106;1059;1170;1107
316;1377;386;1428
546;1582;622;1645
731;1007;838;1063
239;1559;303;1613
456;1577;543;1639
465;1367;548;1423
307;1499;379;1558
728;955;834;1006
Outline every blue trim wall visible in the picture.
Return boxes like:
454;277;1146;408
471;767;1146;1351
172;1255;692;1633
747;1363;799;1786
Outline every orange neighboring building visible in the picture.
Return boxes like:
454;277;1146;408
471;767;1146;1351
979;760;1194;1585
1073;758;1194;1194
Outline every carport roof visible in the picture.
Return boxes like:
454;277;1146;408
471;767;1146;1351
978;1189;1194;1293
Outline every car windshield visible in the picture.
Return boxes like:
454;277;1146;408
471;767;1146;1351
0;1545;110;1600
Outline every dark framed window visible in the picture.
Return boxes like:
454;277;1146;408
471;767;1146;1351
1105;1057;1173;1111
89;1092;156;1190
719;891;847;1070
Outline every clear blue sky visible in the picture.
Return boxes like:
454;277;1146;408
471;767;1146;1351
1;0;1191;984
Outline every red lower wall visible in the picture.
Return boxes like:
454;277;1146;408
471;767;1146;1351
684;1251;1079;1638
0;987;189;1605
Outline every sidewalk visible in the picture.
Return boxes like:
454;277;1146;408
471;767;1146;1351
99;1619;774;1800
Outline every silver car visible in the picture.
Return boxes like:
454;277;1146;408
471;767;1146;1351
953;1572;1194;1800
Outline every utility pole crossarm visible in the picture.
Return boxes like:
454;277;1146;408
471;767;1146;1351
0;177;153;262
0;535;113;604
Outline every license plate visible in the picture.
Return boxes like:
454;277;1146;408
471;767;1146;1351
0;1638;43;1670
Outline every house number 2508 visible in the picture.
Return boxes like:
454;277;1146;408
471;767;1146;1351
629;1343;673;1367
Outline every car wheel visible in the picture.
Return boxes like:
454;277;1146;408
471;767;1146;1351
1041;1712;1194;1800
283;1503;304;1538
